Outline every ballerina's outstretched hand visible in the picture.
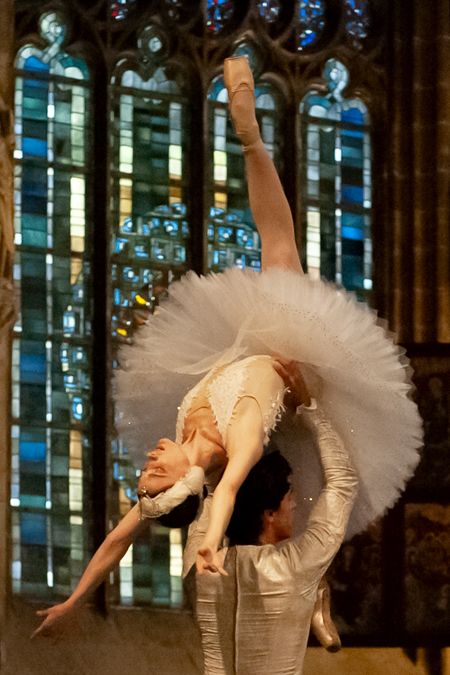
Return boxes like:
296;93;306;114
196;545;228;576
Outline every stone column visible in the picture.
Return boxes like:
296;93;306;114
0;0;16;660
380;0;450;343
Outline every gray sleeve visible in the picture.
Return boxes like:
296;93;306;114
279;407;358;590
182;495;213;578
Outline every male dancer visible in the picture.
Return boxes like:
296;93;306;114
183;359;358;675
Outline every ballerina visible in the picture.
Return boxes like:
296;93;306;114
116;54;422;559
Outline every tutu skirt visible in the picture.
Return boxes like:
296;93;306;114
115;268;423;539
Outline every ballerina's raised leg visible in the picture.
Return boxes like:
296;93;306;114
224;56;303;274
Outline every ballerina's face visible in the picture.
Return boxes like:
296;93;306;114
138;438;190;496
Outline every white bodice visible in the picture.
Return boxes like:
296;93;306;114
175;355;285;449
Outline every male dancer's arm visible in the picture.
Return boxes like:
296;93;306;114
280;406;358;583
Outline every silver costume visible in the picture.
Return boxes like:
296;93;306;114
183;405;358;675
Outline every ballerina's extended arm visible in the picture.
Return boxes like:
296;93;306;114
196;396;265;575
32;504;146;638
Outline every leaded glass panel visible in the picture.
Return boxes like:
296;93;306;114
298;0;326;50
110;58;189;607
344;0;370;49
300;58;372;295
257;0;281;24
12;11;92;598
206;0;235;34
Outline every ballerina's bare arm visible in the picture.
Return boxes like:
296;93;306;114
32;503;147;638
196;396;265;575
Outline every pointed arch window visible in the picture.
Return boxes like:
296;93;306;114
110;31;190;606
12;11;92;597
300;58;372;294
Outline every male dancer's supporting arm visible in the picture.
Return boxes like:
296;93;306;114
280;403;358;583
32;504;147;638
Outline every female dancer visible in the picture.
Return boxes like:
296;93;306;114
116;54;422;559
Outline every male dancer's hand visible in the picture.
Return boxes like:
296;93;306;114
273;358;311;409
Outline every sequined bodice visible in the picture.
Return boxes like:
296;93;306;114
176;355;285;449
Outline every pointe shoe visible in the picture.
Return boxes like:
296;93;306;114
224;56;254;100
310;579;341;653
223;56;260;146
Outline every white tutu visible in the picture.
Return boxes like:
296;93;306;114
114;267;423;539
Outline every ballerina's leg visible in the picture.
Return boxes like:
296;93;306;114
227;75;303;273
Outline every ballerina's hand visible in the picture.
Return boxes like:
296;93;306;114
196;546;228;576
31;601;75;639
273;357;311;409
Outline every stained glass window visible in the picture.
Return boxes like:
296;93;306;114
206;0;235;34
344;0;370;49
257;0;281;23
12;11;92;597
300;58;372;294
298;0;326;50
111;0;137;22
110;48;189;606
207;48;283;271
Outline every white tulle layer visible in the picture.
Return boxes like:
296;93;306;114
114;268;423;539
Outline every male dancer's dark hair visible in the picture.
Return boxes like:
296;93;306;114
226;451;292;545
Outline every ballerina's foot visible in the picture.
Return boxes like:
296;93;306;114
310;580;341;653
224;56;260;147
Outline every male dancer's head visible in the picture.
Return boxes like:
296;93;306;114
226;451;295;546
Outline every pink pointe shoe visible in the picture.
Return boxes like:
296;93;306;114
223;56;260;146
310;578;342;653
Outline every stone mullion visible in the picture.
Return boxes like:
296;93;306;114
411;2;438;343
384;1;415;341
0;0;15;653
435;2;450;343
384;0;450;343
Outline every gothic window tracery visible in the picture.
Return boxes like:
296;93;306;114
15;2;438;643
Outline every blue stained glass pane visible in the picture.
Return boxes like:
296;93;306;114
20;440;46;462
21;513;46;545
298;0;326;51
341;127;364;139
342;226;364;240
20;352;46;385
342;185;364;204
24;56;49;73
22;137;47;158
342;108;364;125
23;78;49;90
206;0;234;33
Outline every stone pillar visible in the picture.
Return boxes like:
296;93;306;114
0;0;16;661
380;0;450;343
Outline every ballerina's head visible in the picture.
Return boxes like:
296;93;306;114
138;437;190;497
